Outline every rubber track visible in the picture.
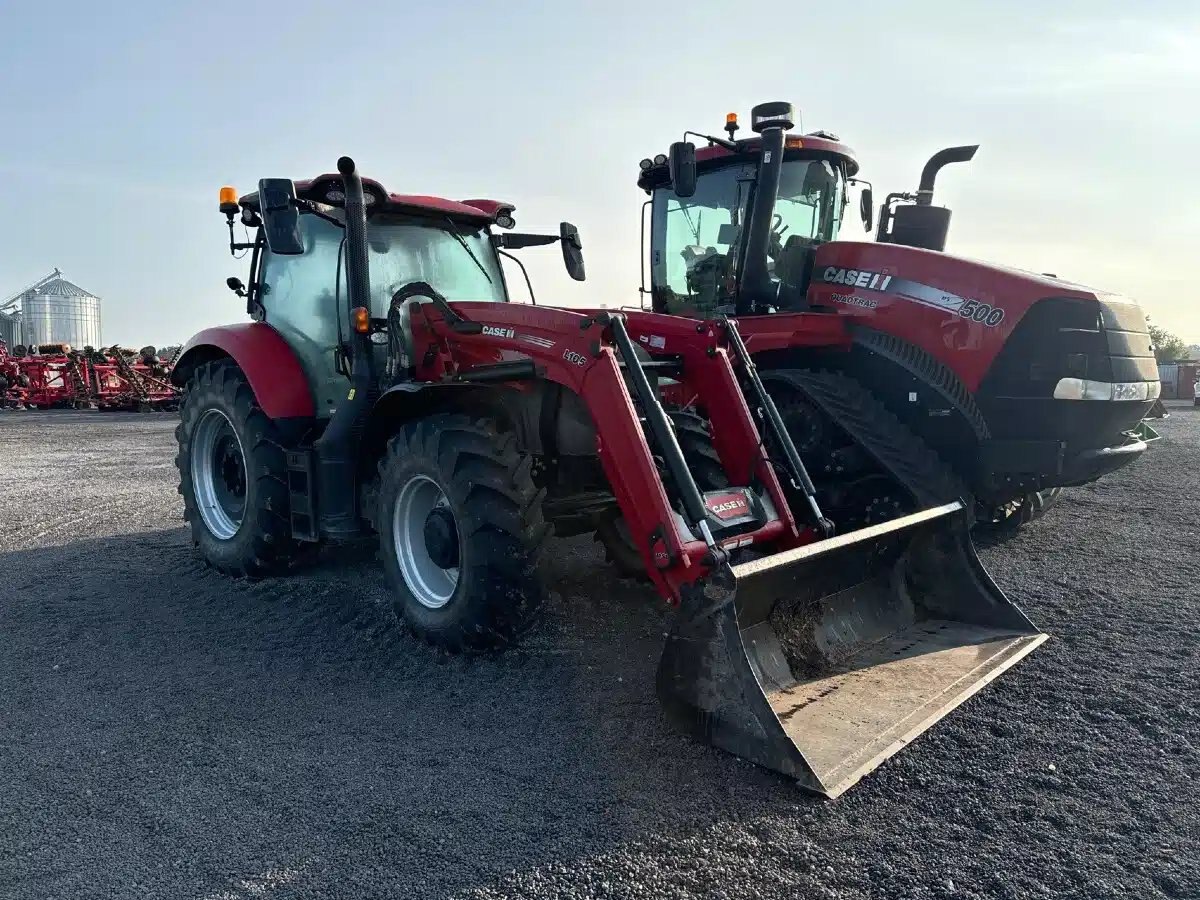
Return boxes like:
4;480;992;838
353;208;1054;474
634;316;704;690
763;368;975;517
853;327;991;440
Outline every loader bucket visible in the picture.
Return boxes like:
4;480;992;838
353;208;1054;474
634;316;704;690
656;501;1046;798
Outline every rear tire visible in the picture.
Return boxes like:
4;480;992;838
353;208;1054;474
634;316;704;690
175;360;301;576
378;414;550;652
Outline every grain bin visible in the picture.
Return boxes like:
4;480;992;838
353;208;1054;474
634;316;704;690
19;276;102;349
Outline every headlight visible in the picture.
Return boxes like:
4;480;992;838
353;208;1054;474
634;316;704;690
1111;382;1145;401
1054;378;1156;401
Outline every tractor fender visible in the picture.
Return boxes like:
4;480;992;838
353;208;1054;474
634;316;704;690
171;323;315;419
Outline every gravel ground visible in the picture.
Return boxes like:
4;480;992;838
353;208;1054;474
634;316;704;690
1;406;1196;900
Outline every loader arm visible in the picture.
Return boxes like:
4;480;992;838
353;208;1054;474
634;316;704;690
409;300;809;604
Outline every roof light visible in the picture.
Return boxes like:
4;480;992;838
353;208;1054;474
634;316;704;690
219;186;239;215
653;153;667;166
639;158;654;171
725;112;739;140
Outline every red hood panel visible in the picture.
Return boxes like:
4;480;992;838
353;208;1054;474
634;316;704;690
809;241;1122;391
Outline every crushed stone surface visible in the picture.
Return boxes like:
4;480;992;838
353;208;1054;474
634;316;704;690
0;405;1196;899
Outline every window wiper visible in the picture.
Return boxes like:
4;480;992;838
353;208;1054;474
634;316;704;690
444;218;493;284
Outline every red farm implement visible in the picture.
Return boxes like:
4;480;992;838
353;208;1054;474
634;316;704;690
0;341;178;411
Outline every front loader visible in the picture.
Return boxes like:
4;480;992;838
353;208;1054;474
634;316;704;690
172;156;1044;797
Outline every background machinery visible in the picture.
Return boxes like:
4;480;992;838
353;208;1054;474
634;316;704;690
0;341;177;411
170;157;1046;798
635;102;1160;534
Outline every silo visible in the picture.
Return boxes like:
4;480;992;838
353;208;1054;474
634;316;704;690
19;276;102;349
0;310;18;348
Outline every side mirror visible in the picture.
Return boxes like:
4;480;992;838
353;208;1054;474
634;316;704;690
257;178;305;255
668;141;697;199
560;222;586;282
859;187;874;233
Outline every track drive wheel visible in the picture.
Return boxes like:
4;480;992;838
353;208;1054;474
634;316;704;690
976;488;1064;537
378;414;551;652
176;360;303;576
594;411;729;579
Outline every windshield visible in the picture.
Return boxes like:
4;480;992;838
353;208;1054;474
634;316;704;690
365;216;506;307
651;158;846;315
258;213;507;414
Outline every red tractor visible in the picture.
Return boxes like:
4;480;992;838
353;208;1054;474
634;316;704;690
636;102;1159;533
171;157;1045;797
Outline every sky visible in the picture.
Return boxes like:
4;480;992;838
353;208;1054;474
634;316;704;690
1;1;1197;346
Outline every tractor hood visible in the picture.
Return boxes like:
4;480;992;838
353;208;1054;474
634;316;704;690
805;241;1151;392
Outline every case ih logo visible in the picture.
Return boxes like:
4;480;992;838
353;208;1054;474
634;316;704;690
482;325;515;339
706;493;749;520
822;267;893;291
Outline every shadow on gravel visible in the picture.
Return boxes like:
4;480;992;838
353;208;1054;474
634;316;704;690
0;527;820;899
2;478;1198;898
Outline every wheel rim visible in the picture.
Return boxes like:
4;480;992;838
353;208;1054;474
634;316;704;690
392;474;460;609
190;408;247;540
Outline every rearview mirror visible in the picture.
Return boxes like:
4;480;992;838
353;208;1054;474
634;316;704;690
257;178;305;255
859;187;874;233
668;142;697;199
560;222;586;281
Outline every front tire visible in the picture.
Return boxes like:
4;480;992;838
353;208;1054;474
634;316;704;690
593;411;729;578
175;360;301;576
378;414;550;652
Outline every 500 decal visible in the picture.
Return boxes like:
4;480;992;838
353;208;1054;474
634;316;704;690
958;298;1005;327
822;266;1007;328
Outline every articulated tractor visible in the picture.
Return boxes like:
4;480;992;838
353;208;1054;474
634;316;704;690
635;102;1159;534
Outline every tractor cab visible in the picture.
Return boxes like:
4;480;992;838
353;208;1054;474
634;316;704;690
219;174;584;417
637;104;863;317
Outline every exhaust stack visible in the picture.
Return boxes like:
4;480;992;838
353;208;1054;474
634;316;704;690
878;145;978;251
916;145;978;206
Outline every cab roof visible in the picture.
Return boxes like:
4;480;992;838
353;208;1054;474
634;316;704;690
239;174;511;225
637;133;859;192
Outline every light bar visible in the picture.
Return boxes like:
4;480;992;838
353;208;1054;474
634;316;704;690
1053;378;1162;401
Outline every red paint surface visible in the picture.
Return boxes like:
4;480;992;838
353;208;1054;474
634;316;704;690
806;241;1101;392
458;199;515;220
695;134;859;175
174;323;315;419
240;176;496;223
